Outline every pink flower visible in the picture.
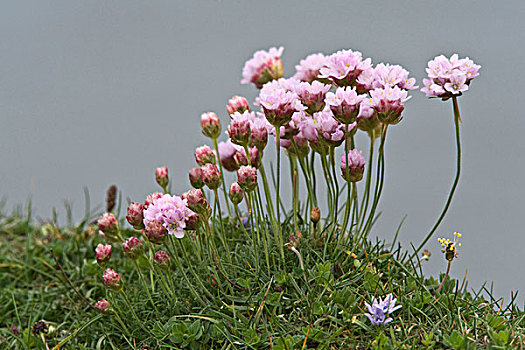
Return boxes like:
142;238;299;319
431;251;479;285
234;146;260;168
229;182;244;205
143;219;167;244
182;189;210;217
294;81;331;114
241;47;284;89
301;110;356;147
154;250;170;267
237;165;258;192
201;163;222;190
444;72;468;94
143;194;193;239
357;98;381;134
103;268;121;291
155;167;169;189
325;87;367;124
226;96;250;115
188;167;204;189
194;145;216;166
293;53;326;82
97;213;119;241
123;236;144;259
319;49;372;87
218;140;240;172
257;82;305;127
144;192;163;209
94;300;111;313
250;117;269;151
341;150;365;182
357;63;417;92
200;112;221;139
228;111;253;146
370;86;410;125
95;244;112;267
184;212;200;231
126;202;145;230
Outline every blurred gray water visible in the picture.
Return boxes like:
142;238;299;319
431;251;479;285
1;1;524;304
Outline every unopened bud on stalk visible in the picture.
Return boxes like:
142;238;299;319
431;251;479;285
226;96;250;115
103;268;122;292
340;150;365;182
95;244;112;267
183;189;210;217
201;163;222;190
234;147;260;168
155;167;169;189
200;112;221;139
229;182;244;205
106;185;117;212
144;192;162;209
97;213;120;242
143;220;167;244
227;117;251;146
195;145;216;166
123;236;144;259
126;202;145;230
94;300;111;314
154;250;170;267
188;167;204;189
310;208;321;225
237;165;258;192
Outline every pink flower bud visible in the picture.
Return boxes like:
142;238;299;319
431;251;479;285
94;300;111;313
126;202;145;230
103;268;122;291
194;145;216;166
340;150;365;182
200;112;221;139
234;147;260;168
188;167;204;189
237;165;258;192
241;47;284;89
183;189;210;216
218;140;240;172
201;164;222;190
226;96;250;115
154;250;170;267
155;167;169;189
97;213;119;241
227;119;251;146
95;244;112;267
123;236;144;259
184;211;200;231
143;220;167;244
144;192;163;210
229;182;244;205
250;120;268;151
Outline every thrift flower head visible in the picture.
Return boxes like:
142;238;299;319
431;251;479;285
218;140;240;172
155;167;169;189
226;96;250;115
234;146;260;168
228;111;253;146
200;112;221;139
241;47;284;89
201;163;222;190
123;236;144;259
293;53;327;82
94;300;111;313
103;268;122;291
126;202;145;230
237;165;258;192
358;63;417;92
143;219;167;244
183;189;210;217
438;232;462;262
194;145;216;166
188;167;204;189
143;194;193;239
144;192;163;209
250;117;269;151
97;213;119;241
325;87;367;124
319;49;372;87
356;98;381;134
370;86;410;125
257;81;305;127
229;182;244;205
341;150;365;182
364;293;402;326
154;250;170;267
301;110;351;147
95;244;112;267
294;80;331;114
421;54;480;99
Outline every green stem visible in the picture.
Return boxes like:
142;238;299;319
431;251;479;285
275;128;285;263
357;131;375;232
410;96;462;261
119;291;151;335
213;189;232;264
51;314;104;350
132;259;158;313
340;123;352;238
212;137;232;217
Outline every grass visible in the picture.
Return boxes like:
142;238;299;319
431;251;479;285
1;199;525;350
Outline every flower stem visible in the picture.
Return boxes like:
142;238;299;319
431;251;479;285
132;259;158;313
437;260;452;293
275;127;285;263
410;96;462;262
213;137;232;217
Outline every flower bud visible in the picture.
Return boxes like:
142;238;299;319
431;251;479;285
218;140;240;172
241;47;284;89
183;189;209;216
126;202;145;230
227;119;251;146
340;150;365;182
103;268;122;291
97;213;120;242
154;250;170;267
229;182;244;205
201;164;222;190
237;165;258;192
250;120;269;151
188;167;204;189
95;244;112;267
155;167;169;189
144;192;162;209
123;236;144;259
94;300;111;314
310;207;321;224
195;145;216;166
226;96;250;115
143;219;167;244
184;211;200;231
200;112;221;139
234;147;260;168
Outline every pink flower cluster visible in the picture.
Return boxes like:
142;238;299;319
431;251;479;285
319;49;372;87
241;47;284;89
421;54;480;98
293;53;326;82
143;194;194;239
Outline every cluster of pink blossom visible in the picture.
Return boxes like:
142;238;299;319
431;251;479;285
241;47;284;89
357;63;418;92
319;49;372;87
421;54;480;98
143;194;194;239
293;53;327;82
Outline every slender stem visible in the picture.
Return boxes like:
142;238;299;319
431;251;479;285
410;96;462;261
341;124;352;237
255;188;272;275
291;155;299;233
212;137;232;217
132;259;158;313
176;238;217;299
213;189;232;264
437;261;452;293
357;131;375;231
119;291;151;334
275;127;285;263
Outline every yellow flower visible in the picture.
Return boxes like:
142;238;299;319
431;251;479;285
438;232;462;261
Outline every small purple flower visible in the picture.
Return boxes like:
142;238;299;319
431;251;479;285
369;86;410;125
325;87;367;124
143;194;193;239
294;80;331;114
257;81;305;127
364;293;402;326
444;72;468;94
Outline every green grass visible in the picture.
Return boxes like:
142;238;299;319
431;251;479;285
1;202;525;349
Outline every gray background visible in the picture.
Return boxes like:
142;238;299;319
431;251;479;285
1;1;524;304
